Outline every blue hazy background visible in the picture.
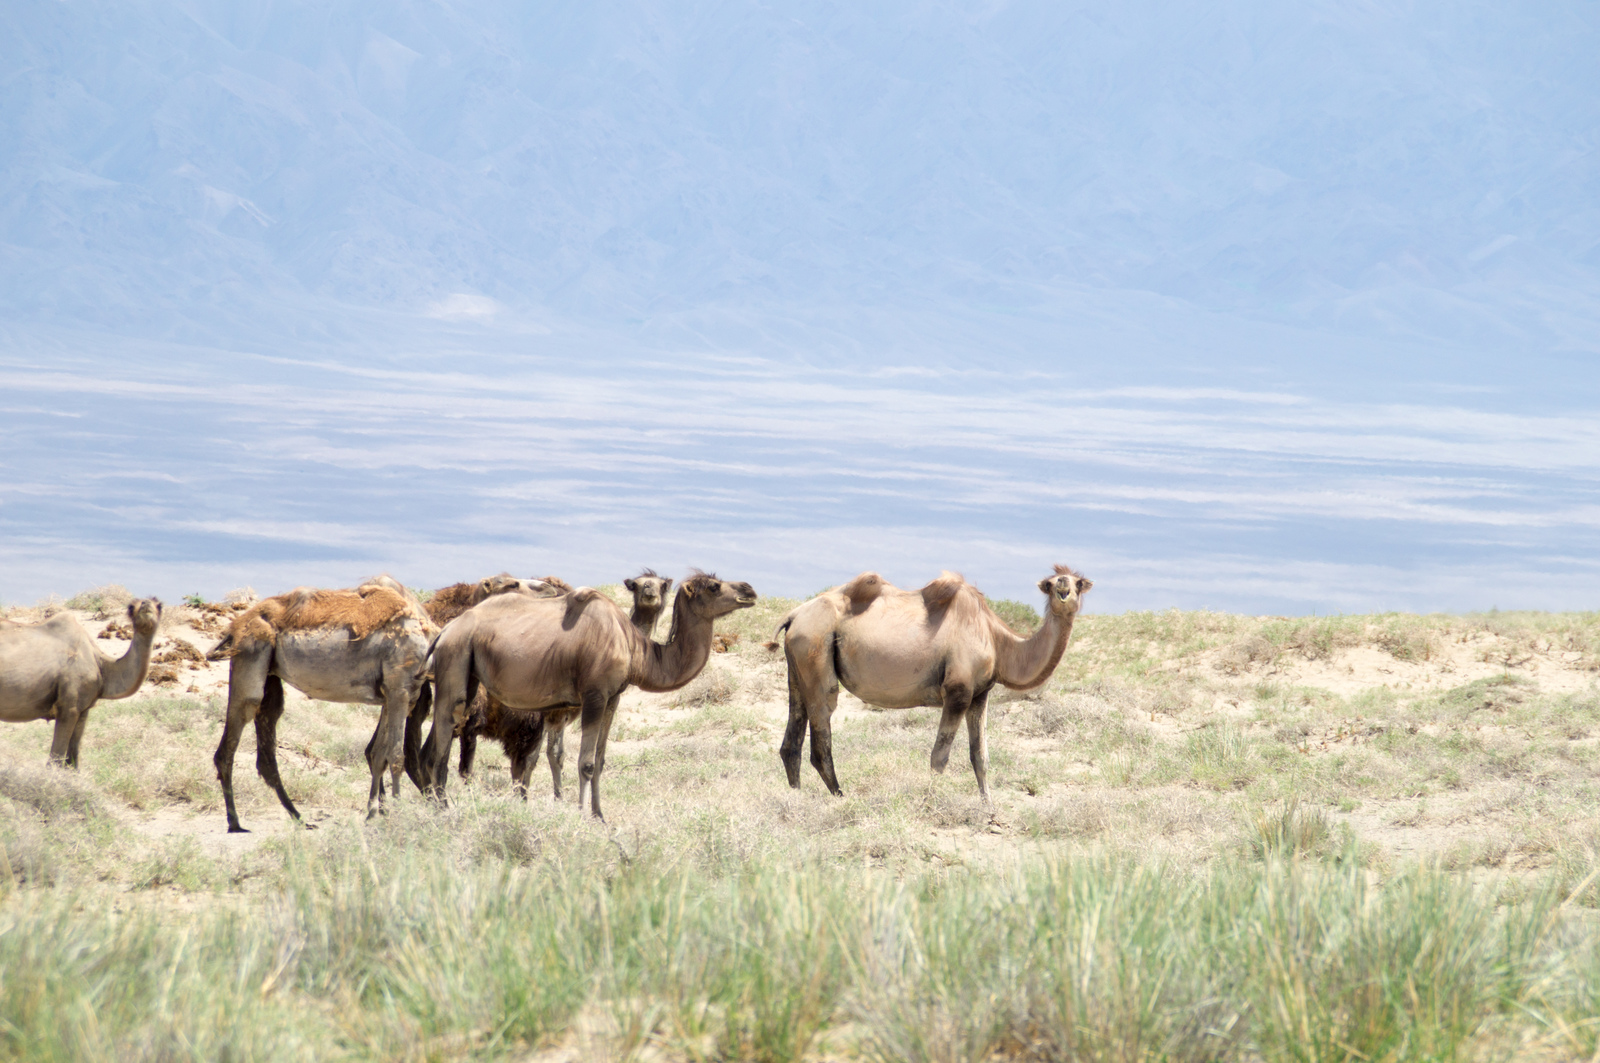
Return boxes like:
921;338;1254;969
2;0;1598;612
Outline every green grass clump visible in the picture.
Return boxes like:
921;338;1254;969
988;598;1041;635
4;835;1586;1063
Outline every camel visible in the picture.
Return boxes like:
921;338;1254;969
0;599;163;766
423;572;756;818
208;575;437;832
406;574;569;786
475;569;680;799
766;565;1091;799
422;570;677;798
623;569;673;639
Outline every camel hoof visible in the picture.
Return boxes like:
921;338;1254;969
227;825;251;834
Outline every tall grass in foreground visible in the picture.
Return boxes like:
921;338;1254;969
5;816;1600;1063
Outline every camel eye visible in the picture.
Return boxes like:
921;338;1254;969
709;582;721;594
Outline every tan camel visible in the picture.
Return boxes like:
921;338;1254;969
406;574;568;787
766;565;1091;799
208;575;437;832
0;599;163;766
424;572;756;818
480;569;679;799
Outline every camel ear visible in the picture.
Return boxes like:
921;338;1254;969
1076;577;1093;594
624;579;637;592
661;579;673;592
1037;578;1053;595
682;581;696;597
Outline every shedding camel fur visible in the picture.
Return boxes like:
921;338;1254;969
209;575;436;832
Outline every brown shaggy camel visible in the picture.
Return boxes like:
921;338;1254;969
0;599;163;766
424;572;756;818
766;565;1091;799
208;575;437;832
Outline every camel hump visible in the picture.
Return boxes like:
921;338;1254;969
920;570;968;609
535;575;575;595
208;604;280;659
839;571;887;604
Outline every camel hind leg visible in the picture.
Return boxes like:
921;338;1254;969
402;681;432;794
254;675;305;826
779;657;808;788
366;666;420;820
779;634;844;795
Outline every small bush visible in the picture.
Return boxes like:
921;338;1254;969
989;598;1041;635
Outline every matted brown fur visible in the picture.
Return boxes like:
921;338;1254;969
208;583;427;660
426;581;493;627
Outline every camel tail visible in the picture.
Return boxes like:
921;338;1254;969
764;609;799;652
204;634;236;662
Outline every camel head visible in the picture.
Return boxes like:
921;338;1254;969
623;569;673;612
128;597;163;637
1037;565;1092;616
677;572;757;621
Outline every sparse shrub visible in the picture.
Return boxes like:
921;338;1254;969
669;665;740;708
1245;798;1332;860
63;584;134;618
0;764;108;821
989;598;1041;635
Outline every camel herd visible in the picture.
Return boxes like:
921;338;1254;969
0;564;1091;831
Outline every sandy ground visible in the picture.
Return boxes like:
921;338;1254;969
4;588;1596;885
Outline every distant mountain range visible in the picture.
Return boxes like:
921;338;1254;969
5;1;1597;378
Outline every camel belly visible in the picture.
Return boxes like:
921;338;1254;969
271;633;386;704
480;675;582;714
0;638;90;721
834;646;942;709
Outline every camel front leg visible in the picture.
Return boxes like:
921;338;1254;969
214;653;269;833
253;676;305;826
46;683;84;767
966;689;991;801
930;683;973;774
575;689;609;820
63;698;94;769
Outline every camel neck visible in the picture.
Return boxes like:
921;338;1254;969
630;603;664;639
631;590;713;692
99;624;156;699
992;606;1076;691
